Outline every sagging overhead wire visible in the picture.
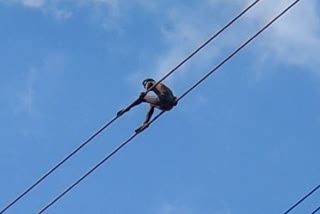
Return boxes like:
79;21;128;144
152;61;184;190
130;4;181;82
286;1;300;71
283;184;320;214
143;0;261;94
0;1;261;213
311;205;320;214
37;0;301;213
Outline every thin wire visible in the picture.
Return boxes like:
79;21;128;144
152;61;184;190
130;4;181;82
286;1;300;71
142;0;261;94
283;184;320;214
37;110;164;214
178;0;300;102
0;2;260;213
311;205;320;214
0;115;119;214
37;1;300;213
38;131;140;214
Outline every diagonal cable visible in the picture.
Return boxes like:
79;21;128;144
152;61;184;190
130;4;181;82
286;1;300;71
0;115;119;214
177;0;299;102
144;0;261;93
311;205;320;214
283;184;320;214
37;1;300;213
0;1;261;213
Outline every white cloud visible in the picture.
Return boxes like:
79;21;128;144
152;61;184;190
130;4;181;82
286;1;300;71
15;52;68;116
158;201;193;214
241;0;320;71
1;0;72;20
18;69;37;114
21;0;45;8
3;0;319;74
94;0;118;8
151;0;320;85
156;200;232;214
155;9;207;79
1;0;46;8
150;5;223;85
50;7;73;20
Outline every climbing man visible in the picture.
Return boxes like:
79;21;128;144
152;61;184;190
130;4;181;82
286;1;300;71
117;78;177;133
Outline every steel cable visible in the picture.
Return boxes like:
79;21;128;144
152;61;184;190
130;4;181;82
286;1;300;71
0;1;261;213
38;1;300;212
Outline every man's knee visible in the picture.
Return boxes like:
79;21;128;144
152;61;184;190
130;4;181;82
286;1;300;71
160;101;176;111
144;96;160;105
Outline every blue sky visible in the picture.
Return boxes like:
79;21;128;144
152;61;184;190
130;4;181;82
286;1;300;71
0;0;320;213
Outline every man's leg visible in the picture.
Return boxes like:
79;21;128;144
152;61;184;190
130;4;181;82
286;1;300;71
135;105;155;133
156;95;177;111
143;95;160;106
133;96;160;133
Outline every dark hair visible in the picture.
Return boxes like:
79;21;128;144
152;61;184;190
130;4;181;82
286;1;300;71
142;78;155;86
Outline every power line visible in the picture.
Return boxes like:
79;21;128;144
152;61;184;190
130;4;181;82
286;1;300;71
38;1;300;213
38;131;140;214
144;0;261;93
283;184;320;214
0;1;260;213
177;0;300;102
0;115;119;214
311;205;320;214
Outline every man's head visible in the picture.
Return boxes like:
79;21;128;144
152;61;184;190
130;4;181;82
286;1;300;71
142;78;155;88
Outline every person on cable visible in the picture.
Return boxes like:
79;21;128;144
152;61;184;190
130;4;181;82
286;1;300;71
117;78;177;133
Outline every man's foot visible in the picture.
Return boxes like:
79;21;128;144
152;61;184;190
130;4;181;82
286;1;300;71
172;96;178;106
117;108;128;117
135;123;149;133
